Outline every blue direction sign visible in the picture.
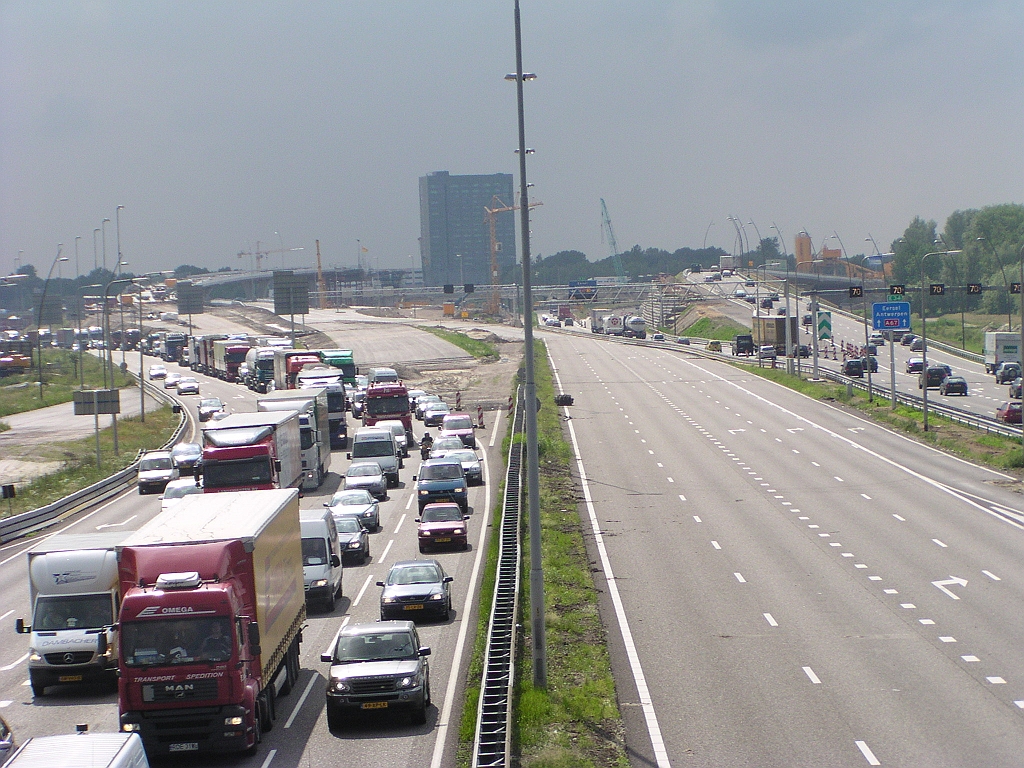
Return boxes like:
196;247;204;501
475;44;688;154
872;301;912;331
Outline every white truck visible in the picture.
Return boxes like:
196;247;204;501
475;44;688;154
623;315;647;339
603;314;624;336
4;731;149;768
589;308;610;333
15;532;129;697
984;331;1020;374
257;387;332;490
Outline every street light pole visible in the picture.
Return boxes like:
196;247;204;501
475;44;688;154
115;205;125;279
93;228;100;271
920;249;962;431
507;0;545;689
37;245;68;401
74;235;81;281
771;223;793;372
101;218;110;273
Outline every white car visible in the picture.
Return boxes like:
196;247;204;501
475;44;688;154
163;372;182;389
176;376;200;395
758;345;777;360
148;364;167;380
138;451;178;494
160;478;203;511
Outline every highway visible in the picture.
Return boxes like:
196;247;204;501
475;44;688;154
543;328;1024;767
0;322;506;767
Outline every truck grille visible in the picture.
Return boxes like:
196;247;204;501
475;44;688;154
44;651;94;665
143;678;219;702
349;676;399;695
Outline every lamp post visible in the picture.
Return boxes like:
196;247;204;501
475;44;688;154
117;261;130;366
74;235;81;281
79;283;103;390
506;1;545;688
101;218;110;273
115;205;125;279
37;246;69;401
103;277;133;454
770;223;793;369
920;249;962;431
93;228;100;271
747;220;763;262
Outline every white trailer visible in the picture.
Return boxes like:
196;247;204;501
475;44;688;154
984;331;1020;373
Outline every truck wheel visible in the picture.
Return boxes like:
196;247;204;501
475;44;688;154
246;703;262;756
261;688;275;731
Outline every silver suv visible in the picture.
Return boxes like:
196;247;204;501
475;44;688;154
320;621;431;728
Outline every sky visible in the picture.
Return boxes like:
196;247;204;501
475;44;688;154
2;1;1023;278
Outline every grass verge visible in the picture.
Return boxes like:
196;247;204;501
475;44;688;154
2;405;180;517
421;326;499;360
681;314;749;341
0;350;134;418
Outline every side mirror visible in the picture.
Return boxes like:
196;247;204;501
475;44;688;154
412;475;418;481
320;652;334;663
274;460;282;472
248;621;261;649
464;515;470;520
443;576;453;584
15;618;27;634
97;632;108;656
346;453;352;460
331;554;341;568
418;646;431;657
323;501;330;507
414;518;421;523
375;581;385;587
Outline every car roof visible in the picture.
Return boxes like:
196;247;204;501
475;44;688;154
347;461;383;473
421;457;462;467
340;620;416;637
390;558;443;570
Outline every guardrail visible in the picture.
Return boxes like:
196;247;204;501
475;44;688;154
472;386;524;768
0;378;189;543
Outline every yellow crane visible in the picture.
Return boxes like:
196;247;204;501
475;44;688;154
484;195;542;315
315;239;328;309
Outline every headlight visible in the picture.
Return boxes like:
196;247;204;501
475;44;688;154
121;723;141;732
312;579;328;588
428;592;444;601
419;490;429;496
396;675;416;689
348;541;362;549
331;678;351;693
453;528;464;535
29;651;41;662
382;596;396;604
224;716;244;726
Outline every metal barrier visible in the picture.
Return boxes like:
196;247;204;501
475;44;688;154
0;378;189;543
472;387;525;768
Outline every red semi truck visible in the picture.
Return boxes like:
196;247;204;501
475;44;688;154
116;489;305;757
212;338;251;382
362;380;413;447
272;349;321;390
200;411;303;493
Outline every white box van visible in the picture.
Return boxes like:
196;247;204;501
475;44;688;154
367;367;399;384
348;427;402;486
5;732;149;768
299;508;343;612
377;419;410;458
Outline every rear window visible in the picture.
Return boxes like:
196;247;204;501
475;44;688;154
443;416;473;431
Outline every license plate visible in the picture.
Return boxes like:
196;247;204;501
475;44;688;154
403;604;424;611
434;537;451;543
169;743;199;752
361;701;388;710
58;674;83;683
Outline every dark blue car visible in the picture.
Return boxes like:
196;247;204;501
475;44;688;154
414;459;468;513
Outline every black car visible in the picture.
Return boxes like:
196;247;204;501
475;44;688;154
842;359;864;377
333;515;370;564
940;376;968;396
919;366;949;389
861;355;878;373
169;442;203;470
378;559;454;622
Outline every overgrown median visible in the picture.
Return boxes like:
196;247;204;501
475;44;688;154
458;340;628;767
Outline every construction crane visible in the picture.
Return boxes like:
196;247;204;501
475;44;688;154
315;239;327;309
484;195;542;315
237;241;305;272
599;198;626;282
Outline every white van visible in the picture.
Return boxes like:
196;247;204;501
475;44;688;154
299;508;343;612
5;732;149;768
377;419;410;458
348;427;402;486
367;366;399;384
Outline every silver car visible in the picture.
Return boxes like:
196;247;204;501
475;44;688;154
326;488;380;531
138;451;178;494
445;449;483;486
344;461;387;500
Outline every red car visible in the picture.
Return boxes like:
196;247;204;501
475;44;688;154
996;401;1022;424
416;502;470;552
440;412;477;448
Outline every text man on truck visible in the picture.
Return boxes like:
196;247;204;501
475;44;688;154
200;411;303;492
117;490;305;757
257;387;331;489
15;532;130;697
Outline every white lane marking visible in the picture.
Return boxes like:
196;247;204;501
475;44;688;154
693;516;702;522
0;610;12;622
378;539;394;562
983;570;1001;581
547;354;671;768
893;514;906;521
0;701;10;708
283;671;320;729
0;654;28;672
96;514;138;530
666;477;674;483
488;407;502;448
258;749;278;768
428;443;492;768
883;589;898;594
834;476;844;482
933;539;947;547
854;564;867;569
394;514;407;533
939;636;956;643
962;655;980;662
988;677;1007;684
734;573;746;583
678;494;686;502
919;619;935;625
405;493;414;510
901;603;916;609
763;613;778;627
657;463;663;468
932;576;968;599
811;461;820;467
855;740;881;765
868;576;882;581
711;541;721;550
803;666;821;684
352;574;375;607
861;494;872;500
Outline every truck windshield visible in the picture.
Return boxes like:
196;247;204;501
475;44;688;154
203;457;273;488
122;617;234;666
34;594;112;630
256;359;275;371
225;351;247;363
300;427;314;451
327;392;346;413
366;395;409;417
302;537;329;566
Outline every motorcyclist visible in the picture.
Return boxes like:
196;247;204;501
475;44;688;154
419;432;433;460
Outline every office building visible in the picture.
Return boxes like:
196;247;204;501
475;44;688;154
419;171;516;288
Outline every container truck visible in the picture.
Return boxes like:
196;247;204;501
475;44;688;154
116;490;305;757
318;349;357;384
257;388;331;489
244;346;279;393
589;308;610;333
752;315;799;355
363;380;413;447
622;315;647;339
984;332;1020;374
296;366;349;449
200;411;303;493
163;332;188;364
15;532;130;697
212;338;251;382
272;348;321;391
603;314;624;336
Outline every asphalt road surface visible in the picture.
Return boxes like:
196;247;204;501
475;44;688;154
544;328;1024;767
